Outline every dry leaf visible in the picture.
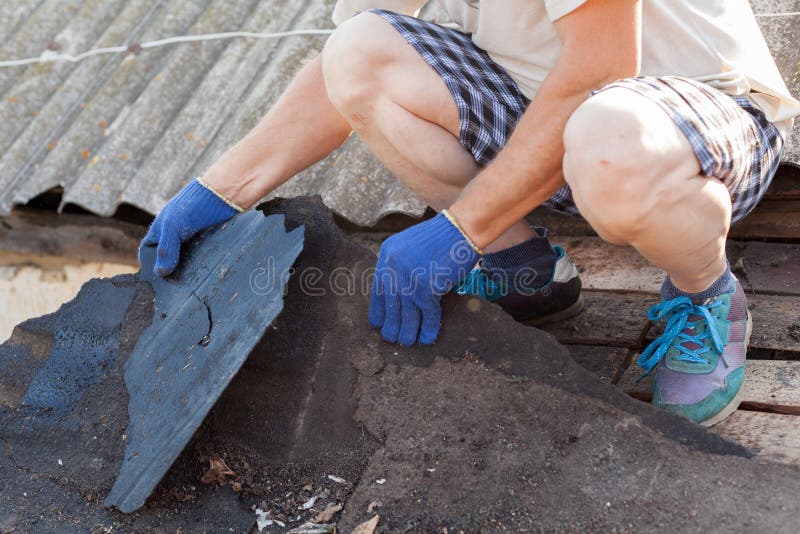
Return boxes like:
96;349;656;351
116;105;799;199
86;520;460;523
200;456;235;485
314;504;342;523
353;514;379;534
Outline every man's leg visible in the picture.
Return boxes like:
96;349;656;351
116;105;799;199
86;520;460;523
321;11;583;324
321;12;536;252
561;79;778;425
563;88;729;293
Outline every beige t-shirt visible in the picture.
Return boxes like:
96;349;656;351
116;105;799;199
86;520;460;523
332;0;800;139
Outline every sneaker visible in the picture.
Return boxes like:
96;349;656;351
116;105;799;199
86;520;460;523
456;245;584;325
638;278;751;426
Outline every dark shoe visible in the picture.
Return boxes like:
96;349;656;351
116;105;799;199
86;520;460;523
456;245;583;325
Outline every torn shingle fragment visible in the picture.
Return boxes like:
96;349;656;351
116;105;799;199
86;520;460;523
104;211;303;512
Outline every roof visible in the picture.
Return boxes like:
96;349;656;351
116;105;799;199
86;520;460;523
0;1;796;225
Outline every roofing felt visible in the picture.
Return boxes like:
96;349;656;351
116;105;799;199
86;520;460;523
0;208;303;514
0;1;797;225
3;196;800;531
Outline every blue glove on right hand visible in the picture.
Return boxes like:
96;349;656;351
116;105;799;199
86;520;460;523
369;211;481;346
140;179;242;278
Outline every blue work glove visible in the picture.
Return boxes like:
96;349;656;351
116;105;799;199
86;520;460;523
140;179;242;277
369;211;481;346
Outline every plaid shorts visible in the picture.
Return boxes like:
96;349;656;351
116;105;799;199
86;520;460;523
370;10;784;223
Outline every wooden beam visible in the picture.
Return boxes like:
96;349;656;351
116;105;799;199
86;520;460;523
641;293;799;353
728;200;800;241
566;345;634;384
552;236;800;297
618;359;800;412
537;291;656;348
537;289;800;354
728;241;800;296
715;411;800;467
0;208;144;265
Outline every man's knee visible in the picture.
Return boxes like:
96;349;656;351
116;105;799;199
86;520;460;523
322;12;392;115
562;88;691;243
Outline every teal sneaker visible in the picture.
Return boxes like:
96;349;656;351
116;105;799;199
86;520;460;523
456;245;584;326
638;279;751;426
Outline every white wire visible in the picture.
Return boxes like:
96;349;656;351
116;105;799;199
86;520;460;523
0;28;334;68
755;11;800;17
0;10;797;69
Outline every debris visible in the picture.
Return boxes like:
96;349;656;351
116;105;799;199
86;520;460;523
367;501;380;513
255;508;272;531
327;474;346;484
298;496;318;510
314;504;342;523
200;457;235;485
375;478;385;485
57;459;63;466
288;523;335;534
788;324;800;342
353;514;379;534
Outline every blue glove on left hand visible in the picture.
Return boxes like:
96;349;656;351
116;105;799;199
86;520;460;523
140;179;242;278
369;211;481;346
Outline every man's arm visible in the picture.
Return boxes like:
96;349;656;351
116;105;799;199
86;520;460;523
448;0;642;247
203;1;428;209
202;55;352;209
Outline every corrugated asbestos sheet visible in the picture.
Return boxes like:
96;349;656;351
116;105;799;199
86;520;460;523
0;1;797;225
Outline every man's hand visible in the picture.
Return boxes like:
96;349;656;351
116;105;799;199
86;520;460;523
140;179;242;278
369;211;481;346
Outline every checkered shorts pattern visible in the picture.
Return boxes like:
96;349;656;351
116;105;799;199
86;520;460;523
371;10;784;223
593;76;784;222
369;9;529;166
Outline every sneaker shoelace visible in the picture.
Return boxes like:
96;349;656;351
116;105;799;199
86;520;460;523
456;268;504;300
638;296;725;379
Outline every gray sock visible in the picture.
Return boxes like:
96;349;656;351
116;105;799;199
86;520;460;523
661;264;736;302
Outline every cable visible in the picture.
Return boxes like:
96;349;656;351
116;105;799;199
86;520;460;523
755;11;800;17
0;10;797;69
0;28;334;68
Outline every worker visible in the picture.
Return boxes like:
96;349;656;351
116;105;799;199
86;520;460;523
141;1;800;426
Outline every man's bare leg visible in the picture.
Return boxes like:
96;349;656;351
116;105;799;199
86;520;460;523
204;14;535;253
562;88;729;293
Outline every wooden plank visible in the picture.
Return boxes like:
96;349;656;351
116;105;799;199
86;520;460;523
551;237;665;293
748;294;800;353
643;293;800;353
529;187;800;242
553;236;800;297
566;345;633;384
0;208;143;265
537;291;656;348
715;411;800;466
763;165;800;200
729;200;800;241
729;241;800;296
618;360;800;412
